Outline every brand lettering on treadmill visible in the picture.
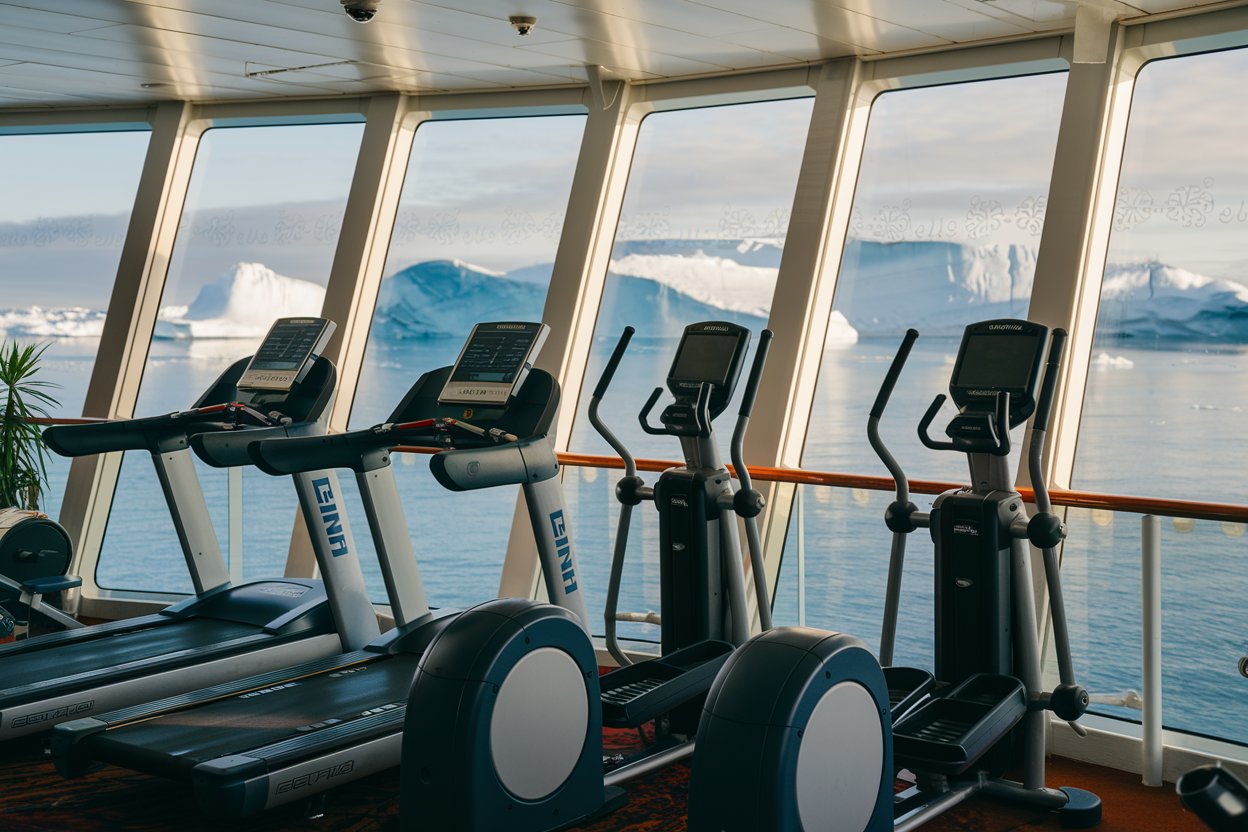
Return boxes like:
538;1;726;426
548;510;578;594
239;682;300;700
670;497;688;508
966;390;996;397
274;760;356;794
953;523;979;537
312;476;349;558
10;700;94;727
987;323;1023;331
702;325;729;332
495;324;527;330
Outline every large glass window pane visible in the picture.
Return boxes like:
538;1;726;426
96;122;364;594
774;74;1067;670
0;130;151;520
347;115;586;608
1071;51;1248;744
565;98;815;646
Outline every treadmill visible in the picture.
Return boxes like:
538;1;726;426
53;321;589;819
0;318;378;742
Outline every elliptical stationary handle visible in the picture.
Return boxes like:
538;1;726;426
917;395;956;452
991;391;1012;456
593;326;634;400
728;330;773;631
638;387;667;436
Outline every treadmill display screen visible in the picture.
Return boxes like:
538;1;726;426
449;328;539;385
439;322;548;405
953;333;1041;390
670;332;739;387
239;318;334;391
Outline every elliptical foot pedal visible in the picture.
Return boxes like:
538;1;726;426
1057;787;1102;828
883;666;934;722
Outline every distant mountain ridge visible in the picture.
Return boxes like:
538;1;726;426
4;241;1248;343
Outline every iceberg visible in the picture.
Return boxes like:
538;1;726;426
0;306;106;338
155;262;325;339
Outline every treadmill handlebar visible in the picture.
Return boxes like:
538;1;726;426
192;422;313;468
250;428;395;476
43;402;282;458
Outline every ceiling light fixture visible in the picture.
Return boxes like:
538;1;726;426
509;15;537;36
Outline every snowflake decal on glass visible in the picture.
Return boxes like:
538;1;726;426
719;205;756;238
501;210;537;244
965;197;1003;240
619;209;670;240
1113;187;1153;231
870;200;911;242
1165;178;1215;228
1012;196;1046;236
426;210;460;245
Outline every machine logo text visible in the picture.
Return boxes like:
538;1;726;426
549;510;578;594
11;700;94;727
313;477;350;557
275;760;356;794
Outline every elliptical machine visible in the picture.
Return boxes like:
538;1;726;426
399;320;773;832
688;318;1101;831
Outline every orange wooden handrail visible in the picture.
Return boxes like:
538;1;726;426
35;415;1248;525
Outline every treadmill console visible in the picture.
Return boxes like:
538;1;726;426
439;322;549;406
238;317;336;392
666;321;751;420
949;319;1048;427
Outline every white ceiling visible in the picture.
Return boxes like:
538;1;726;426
0;0;1231;108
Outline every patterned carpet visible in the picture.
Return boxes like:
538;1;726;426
0;726;1209;832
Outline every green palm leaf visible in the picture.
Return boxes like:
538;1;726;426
0;340;62;510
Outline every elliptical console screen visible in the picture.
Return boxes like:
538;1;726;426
666;322;751;417
949;320;1047;423
238;318;336;391
953;334;1042;390
670;333;739;387
439;322;549;406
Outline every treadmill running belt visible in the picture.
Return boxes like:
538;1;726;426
1;619;265;700
86;654;423;776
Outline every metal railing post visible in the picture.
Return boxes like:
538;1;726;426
1141;513;1162;787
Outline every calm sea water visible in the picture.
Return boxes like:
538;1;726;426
32;334;1248;746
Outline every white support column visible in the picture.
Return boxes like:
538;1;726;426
747;60;869;605
61;100;200;591
1022;22;1135;493
283;93;419;578
498;83;643;599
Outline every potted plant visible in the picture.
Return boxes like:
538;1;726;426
0;341;60;511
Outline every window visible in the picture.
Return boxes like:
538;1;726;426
96;122;364;594
346;114;586;607
1070;50;1248;744
773;73;1068;670
565;97;815;645
0;129;151;520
